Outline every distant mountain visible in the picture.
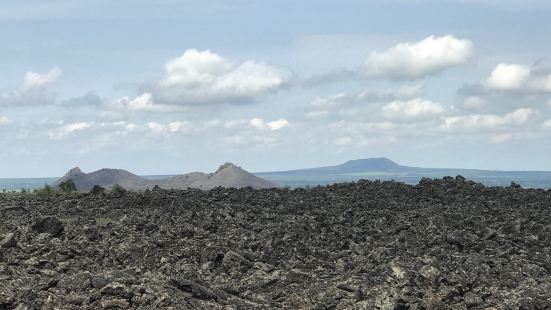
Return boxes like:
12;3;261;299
255;157;551;189
53;163;276;191
261;157;405;175
160;163;276;190
54;167;149;191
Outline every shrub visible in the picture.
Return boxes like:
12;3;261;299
59;179;77;193
110;184;126;195
35;183;53;198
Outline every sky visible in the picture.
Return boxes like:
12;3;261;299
1;0;551;177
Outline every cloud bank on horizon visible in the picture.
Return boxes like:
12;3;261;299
0;0;550;177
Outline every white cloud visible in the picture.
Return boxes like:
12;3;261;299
114;93;181;112
542;119;551;129
310;84;423;109
145;121;192;134
156;49;290;105
476;62;551;94
305;110;330;119
382;98;445;119
202;117;291;147
365;35;474;79
250;118;290;131
167;121;190;133
484;64;531;91
49;122;92;139
267;119;290;130
305;84;425;120
22;67;61;90
146;122;165;133
0;116;10;125
443;108;532;131
1;67;61;106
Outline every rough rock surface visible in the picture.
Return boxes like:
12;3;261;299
1;176;551;309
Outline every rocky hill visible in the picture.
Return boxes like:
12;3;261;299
52;163;276;191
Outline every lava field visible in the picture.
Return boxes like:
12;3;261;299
1;177;551;309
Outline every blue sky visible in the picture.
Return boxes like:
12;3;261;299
1;0;551;177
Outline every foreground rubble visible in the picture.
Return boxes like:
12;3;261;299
1;177;551;309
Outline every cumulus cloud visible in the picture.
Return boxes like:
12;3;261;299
364;35;474;79
484;64;531;91
0;67;61;106
382;98;445;119
114;93;182;112
306;84;424;119
250;118;290;131
442;108;532;131
154;49;290;105
22;67;61;90
203;117;291;147
542;119;551;129
146;121;192;134
49;122;92;139
464;62;551;95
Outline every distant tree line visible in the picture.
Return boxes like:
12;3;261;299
0;179;124;197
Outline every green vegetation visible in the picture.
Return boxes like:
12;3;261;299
58;179;77;193
110;184;126;195
1;183;68;198
34;183;54;198
95;216;116;227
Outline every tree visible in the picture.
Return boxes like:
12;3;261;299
59;179;77;193
110;184;126;196
35;183;53;198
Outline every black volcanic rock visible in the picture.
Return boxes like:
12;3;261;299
31;217;64;236
1;177;551;308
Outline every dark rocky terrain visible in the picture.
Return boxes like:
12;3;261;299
1;176;551;309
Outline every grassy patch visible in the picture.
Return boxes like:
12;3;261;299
95;216;116;227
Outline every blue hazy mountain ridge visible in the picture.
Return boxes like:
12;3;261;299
1;158;550;190
255;157;551;188
262;157;406;175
